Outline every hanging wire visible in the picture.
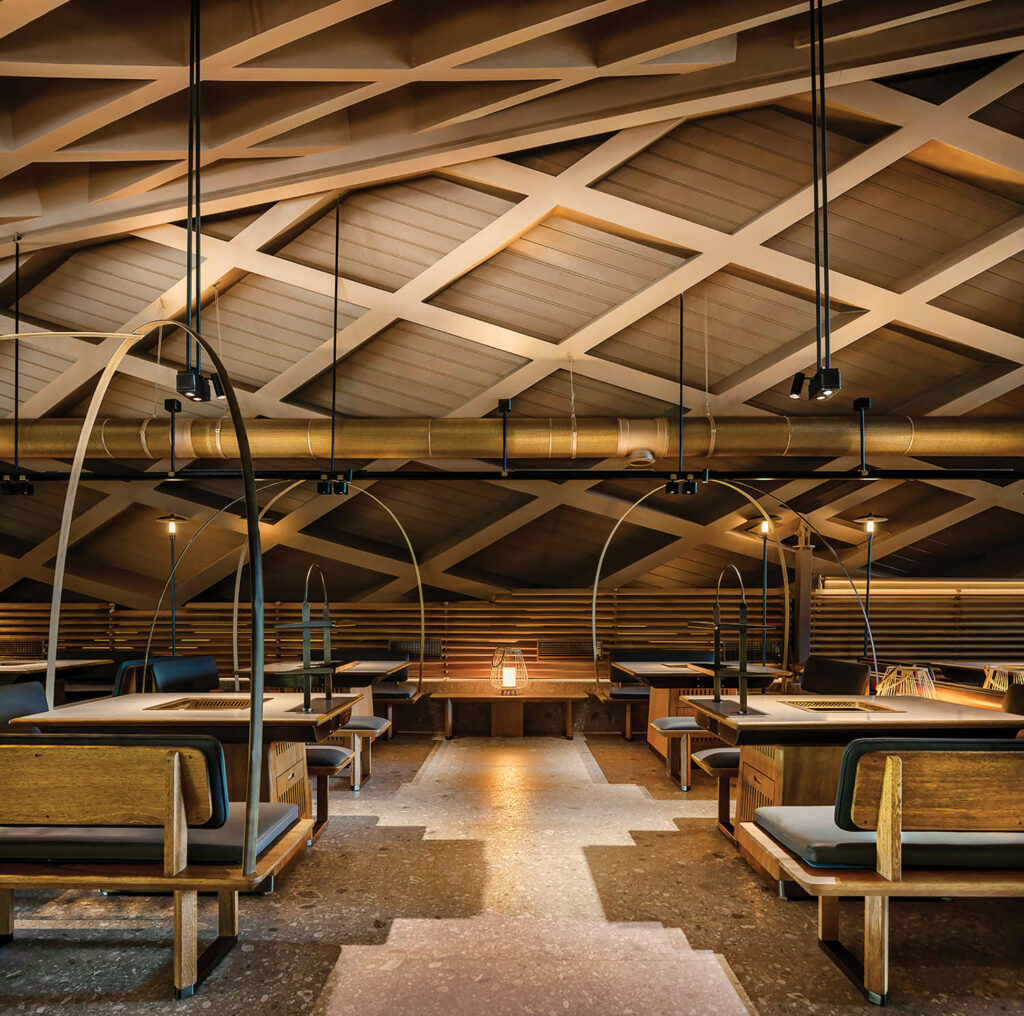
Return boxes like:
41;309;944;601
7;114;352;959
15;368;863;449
213;283;223;359
567;352;577;423
330;196;340;473
702;293;711;418
12;235;20;475
150;324;164;416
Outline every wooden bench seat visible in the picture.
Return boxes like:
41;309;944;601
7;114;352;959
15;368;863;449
323;714;392;790
737;737;1024;1005
648;716;702;790
0;733;312;999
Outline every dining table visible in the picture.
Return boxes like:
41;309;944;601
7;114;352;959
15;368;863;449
11;690;363;810
683;692;1024;886
0;658;115;686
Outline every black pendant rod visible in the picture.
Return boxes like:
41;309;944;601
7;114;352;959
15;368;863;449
193;0;202;364
184;0;195;364
677;291;684;475
12;235;20;475
815;0;831;368
808;0;823;371
330;197;340;472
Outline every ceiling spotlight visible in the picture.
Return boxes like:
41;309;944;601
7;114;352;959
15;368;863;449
809;367;841;401
175;368;211;403
210;373;226;400
789;372;806;399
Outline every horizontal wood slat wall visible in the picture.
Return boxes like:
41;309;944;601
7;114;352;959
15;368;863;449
812;588;1024;660
0;589;788;682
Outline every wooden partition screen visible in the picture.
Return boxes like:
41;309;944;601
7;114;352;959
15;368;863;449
0;588;787;682
811;584;1024;661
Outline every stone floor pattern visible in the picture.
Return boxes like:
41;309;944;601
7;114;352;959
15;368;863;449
2;734;1022;1015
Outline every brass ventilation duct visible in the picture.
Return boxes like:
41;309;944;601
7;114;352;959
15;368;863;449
0;416;1019;460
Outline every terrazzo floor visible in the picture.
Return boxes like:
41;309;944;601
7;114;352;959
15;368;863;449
1;734;1022;1015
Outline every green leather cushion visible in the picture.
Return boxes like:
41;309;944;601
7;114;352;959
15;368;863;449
650;716;700;733
0;802;298;866
306;745;353;768
692;747;740;769
754;805;1024;869
341;714;390;734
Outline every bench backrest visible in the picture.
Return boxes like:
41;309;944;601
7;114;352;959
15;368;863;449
0;733;229;829
801;655;870;696
836;738;1024;833
0;681;47;733
150;655;219;693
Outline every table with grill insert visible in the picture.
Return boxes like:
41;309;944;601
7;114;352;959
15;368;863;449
683;693;1024;885
11;691;363;814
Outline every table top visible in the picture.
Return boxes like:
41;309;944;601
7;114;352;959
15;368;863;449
689;663;791;678
10;691;363;743
684;693;1024;745
238;658;407;677
0;658;114;674
611;661;706;678
436;692;588;702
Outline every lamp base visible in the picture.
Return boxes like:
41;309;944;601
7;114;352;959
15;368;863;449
500;688;519;696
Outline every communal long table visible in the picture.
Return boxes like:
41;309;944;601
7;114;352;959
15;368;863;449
684;693;1024;886
11;691;363;810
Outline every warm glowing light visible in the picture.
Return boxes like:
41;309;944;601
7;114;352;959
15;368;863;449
167;519;177;536
502;665;517;688
760;519;770;535
865;518;875;535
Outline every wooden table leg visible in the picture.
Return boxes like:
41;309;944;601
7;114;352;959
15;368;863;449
863;897;889;1004
492;698;524;736
0;888;12;946
565;700;574;739
445;698;453;739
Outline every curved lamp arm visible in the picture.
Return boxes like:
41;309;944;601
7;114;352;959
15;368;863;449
590;482;793;684
348;483;426;693
232;481;306;675
725;480;878;677
142;479;292;671
1;323;266;876
303;561;329;607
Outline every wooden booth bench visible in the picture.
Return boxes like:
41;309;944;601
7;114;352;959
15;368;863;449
0;734;312;999
737;737;1024;1005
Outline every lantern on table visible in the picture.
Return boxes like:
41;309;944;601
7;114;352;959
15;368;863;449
489;646;528;695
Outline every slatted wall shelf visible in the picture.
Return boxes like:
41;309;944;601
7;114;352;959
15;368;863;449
0;588;788;682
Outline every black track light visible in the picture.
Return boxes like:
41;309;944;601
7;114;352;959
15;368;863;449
789;372;806;399
210;373;226;400
809;367;841;401
175;368;211;403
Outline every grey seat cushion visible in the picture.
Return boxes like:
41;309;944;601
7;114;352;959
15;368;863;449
306;745;354;768
692;747;740;770
608;686;650;700
650;716;700;733
373;687;417;700
0;802;298;866
755;805;1024;870
341;714;391;735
